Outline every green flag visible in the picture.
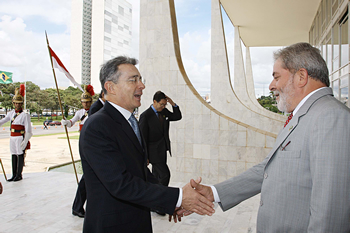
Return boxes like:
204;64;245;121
0;71;13;84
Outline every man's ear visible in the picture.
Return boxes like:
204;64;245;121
104;81;115;95
296;68;309;88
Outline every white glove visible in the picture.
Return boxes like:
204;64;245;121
61;119;72;127
21;132;32;151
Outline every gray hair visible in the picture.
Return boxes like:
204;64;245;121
273;42;329;87
99;56;138;94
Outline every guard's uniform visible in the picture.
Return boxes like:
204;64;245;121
0;84;32;182
68;108;89;131
0;110;32;154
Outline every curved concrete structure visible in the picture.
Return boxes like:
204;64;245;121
210;0;285;137
139;0;276;183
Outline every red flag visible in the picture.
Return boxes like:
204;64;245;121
49;46;83;91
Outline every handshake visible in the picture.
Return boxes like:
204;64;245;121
169;177;215;223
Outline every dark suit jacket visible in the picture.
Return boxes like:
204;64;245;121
88;98;104;116
80;101;179;233
139;105;182;163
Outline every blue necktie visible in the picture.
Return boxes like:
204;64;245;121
128;114;142;145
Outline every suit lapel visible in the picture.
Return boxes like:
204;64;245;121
104;102;144;154
266;87;333;164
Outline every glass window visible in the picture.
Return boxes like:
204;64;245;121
322;39;327;59
104;10;112;17
118;6;124;15
310;27;314;45
340;76;349;87
333;23;339;70
340;17;348;67
105;24;111;34
340;87;348;105
327;37;332;72
333;79;340;99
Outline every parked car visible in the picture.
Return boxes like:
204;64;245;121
48;121;61;126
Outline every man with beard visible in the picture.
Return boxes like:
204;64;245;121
182;43;350;232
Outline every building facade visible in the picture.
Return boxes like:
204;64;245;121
70;0;132;91
310;0;349;107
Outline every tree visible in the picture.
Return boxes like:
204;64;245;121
257;91;281;113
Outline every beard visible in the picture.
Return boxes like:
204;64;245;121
274;78;295;113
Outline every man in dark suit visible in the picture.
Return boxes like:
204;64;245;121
79;56;214;232
71;90;106;218
89;90;105;115
139;91;181;192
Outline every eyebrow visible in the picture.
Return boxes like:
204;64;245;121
272;72;279;77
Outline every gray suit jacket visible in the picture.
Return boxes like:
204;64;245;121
215;87;350;232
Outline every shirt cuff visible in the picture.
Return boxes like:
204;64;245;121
210;185;221;203
176;187;182;207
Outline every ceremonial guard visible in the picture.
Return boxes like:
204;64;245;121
61;85;94;131
61;84;94;218
0;84;32;182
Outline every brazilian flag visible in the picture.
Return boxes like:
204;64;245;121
0;71;13;84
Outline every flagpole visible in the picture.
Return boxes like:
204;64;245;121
0;158;7;180
45;31;79;185
24;73;26;110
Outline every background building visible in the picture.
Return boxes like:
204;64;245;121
310;0;349;107
70;0;132;92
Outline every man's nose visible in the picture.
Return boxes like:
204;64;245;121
138;82;145;90
269;79;275;91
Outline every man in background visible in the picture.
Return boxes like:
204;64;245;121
139;91;181;215
61;85;94;131
89;90;105;116
61;85;94;218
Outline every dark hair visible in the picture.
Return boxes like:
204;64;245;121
99;90;103;98
99;56;138;94
273;42;329;86
153;91;166;102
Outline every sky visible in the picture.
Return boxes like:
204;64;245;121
0;0;279;98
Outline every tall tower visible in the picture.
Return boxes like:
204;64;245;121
70;0;133;91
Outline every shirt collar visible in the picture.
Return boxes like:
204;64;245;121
151;104;157;113
108;101;132;122
99;98;105;105
293;87;327;115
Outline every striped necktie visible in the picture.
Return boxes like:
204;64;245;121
128;114;142;145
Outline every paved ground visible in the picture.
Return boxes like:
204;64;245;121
0;129;260;233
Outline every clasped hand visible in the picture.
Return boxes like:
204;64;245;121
169;177;215;223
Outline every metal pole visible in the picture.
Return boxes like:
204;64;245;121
0;158;7;180
45;31;79;185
